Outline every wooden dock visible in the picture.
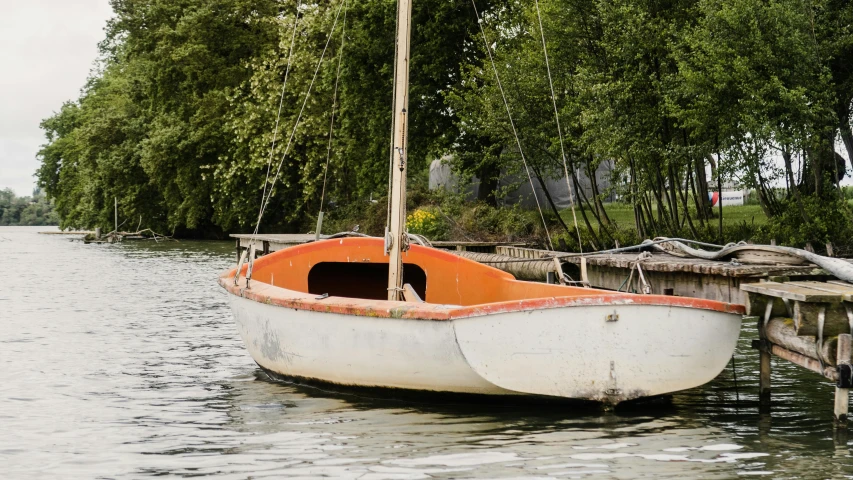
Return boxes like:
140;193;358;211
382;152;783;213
567;252;835;304
497;247;835;304
38;230;94;235
743;280;853;429
230;234;326;262
493;246;838;304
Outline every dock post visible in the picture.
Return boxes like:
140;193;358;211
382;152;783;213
315;211;324;241
759;303;773;411
834;333;852;426
95;227;101;240
759;347;771;411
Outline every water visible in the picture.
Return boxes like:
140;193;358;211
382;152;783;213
1;226;851;479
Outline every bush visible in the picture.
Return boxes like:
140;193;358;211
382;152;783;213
406;207;450;241
756;196;853;251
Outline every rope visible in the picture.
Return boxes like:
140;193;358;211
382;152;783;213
319;0;348;213
472;237;728;264
470;0;554;251
617;252;652;294
533;0;583;253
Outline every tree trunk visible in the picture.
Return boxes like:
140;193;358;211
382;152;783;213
530;165;572;237
813;147;824;198
569;166;601;250
585;159;611;227
716;158;723;242
642;191;657;235
650;167;672;232
629;159;645;237
782;147;810;224
687;162;705;227
676;167;699;237
476;160;500;207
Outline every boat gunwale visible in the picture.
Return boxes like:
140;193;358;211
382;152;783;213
219;273;746;320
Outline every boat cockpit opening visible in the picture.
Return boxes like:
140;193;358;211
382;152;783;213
308;262;427;301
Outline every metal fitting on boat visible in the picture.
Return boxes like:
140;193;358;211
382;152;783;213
384;227;392;254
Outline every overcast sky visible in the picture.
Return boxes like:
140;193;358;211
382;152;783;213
0;1;113;196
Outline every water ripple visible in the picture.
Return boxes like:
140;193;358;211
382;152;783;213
1;226;851;479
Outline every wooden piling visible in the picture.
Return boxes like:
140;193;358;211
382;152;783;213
759;344;772;410
745;280;853;428
759;302;773;410
835;333;852;425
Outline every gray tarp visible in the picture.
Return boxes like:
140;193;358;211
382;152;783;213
429;158;616;209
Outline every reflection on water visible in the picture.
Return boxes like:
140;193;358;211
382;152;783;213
1;226;851;479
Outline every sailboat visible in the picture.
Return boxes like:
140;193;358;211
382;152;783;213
220;0;744;404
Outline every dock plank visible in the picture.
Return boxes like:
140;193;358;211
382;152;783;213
230;234;326;244
741;281;843;302
786;281;853;295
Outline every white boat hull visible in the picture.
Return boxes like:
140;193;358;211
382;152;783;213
228;295;741;403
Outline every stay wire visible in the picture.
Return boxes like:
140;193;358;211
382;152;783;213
237;0;302;282
319;0;348;212
533;0;583;253
257;1;302;237
254;0;348;236
470;0;554;251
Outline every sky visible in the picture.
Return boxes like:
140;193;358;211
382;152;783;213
0;0;114;196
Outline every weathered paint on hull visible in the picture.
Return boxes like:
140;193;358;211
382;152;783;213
228;295;741;404
221;238;745;404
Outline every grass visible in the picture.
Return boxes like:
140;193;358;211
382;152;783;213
558;203;768;229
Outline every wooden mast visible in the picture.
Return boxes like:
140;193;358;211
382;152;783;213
386;0;412;301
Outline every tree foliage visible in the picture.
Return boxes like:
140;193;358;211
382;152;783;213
37;0;853;246
0;189;60;226
38;0;488;236
448;0;853;247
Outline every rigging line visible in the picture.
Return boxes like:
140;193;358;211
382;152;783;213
533;0;582;253
259;0;302;221
254;0;348;234
242;0;302;264
319;0;348;212
470;0;554;251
